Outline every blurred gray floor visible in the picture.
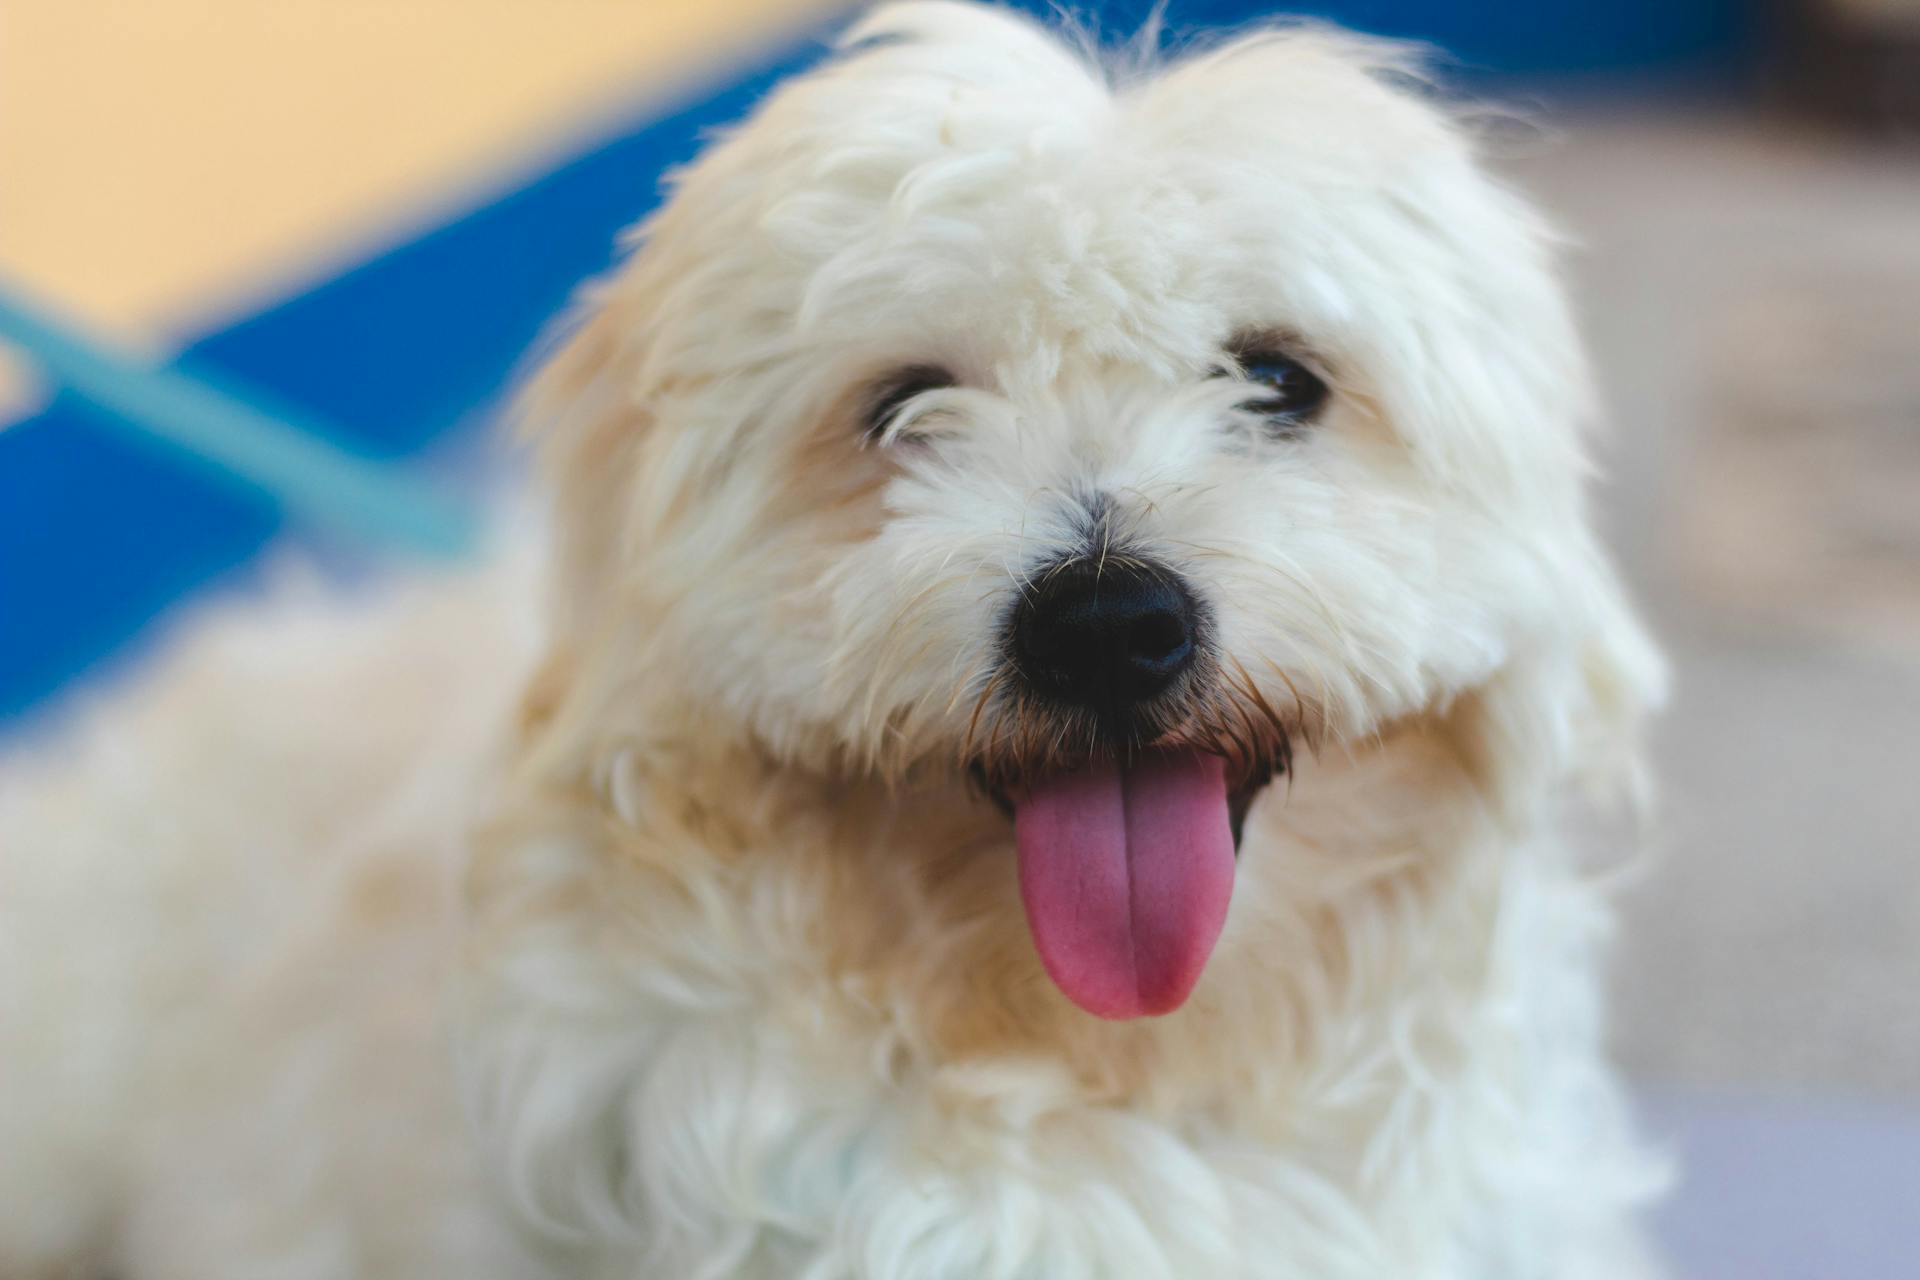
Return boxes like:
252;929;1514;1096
1519;107;1920;1100
1514;108;1920;1272
1642;1088;1920;1279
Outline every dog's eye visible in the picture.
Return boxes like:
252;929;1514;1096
1219;341;1330;431
863;365;957;443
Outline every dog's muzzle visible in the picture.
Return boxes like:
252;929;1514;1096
975;554;1293;1020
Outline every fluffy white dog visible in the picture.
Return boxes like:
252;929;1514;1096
0;4;1671;1277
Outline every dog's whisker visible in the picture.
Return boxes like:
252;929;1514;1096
942;657;994;719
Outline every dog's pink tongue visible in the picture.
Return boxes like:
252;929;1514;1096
1014;752;1234;1020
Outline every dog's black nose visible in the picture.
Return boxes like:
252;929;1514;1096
1012;559;1198;715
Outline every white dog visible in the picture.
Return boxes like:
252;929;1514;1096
0;4;1671;1277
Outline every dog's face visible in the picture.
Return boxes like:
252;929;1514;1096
531;3;1658;1020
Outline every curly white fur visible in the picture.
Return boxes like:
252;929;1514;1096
1;5;1668;1278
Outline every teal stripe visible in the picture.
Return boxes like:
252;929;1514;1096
0;284;478;560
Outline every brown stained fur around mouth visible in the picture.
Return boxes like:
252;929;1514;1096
960;660;1303;849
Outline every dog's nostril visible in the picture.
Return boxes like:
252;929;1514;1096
1128;611;1189;666
1012;558;1199;716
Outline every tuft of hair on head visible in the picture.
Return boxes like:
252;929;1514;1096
843;2;1440;103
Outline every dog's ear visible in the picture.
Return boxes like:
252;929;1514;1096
504;274;672;774
1450;548;1666;827
1563;561;1667;810
518;280;658;639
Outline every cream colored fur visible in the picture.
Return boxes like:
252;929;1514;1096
0;5;1668;1277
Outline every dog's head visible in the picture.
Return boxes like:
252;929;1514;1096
523;2;1662;1020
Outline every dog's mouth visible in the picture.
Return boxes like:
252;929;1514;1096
972;754;1277;847
968;749;1282;1021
